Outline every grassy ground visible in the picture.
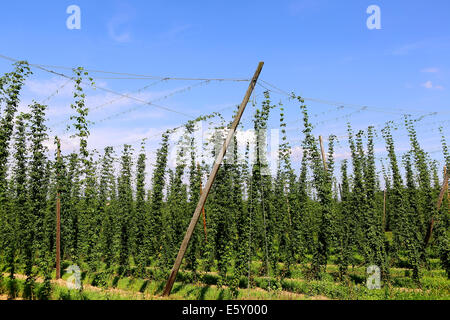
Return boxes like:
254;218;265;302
1;259;448;300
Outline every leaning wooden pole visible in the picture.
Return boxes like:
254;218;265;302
55;137;61;280
198;163;207;242
162;62;264;296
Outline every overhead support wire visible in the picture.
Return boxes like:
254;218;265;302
3;53;446;160
0;54;253;133
0;53;250;82
258;79;450;116
40;79;73;105
51;80;214;133
8;58;202;125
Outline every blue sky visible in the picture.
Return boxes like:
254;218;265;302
0;0;449;172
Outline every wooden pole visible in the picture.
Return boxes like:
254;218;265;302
424;166;448;247
319;135;327;171
162;62;264;296
55;137;61;280
198;163;207;242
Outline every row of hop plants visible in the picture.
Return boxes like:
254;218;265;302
0;61;448;300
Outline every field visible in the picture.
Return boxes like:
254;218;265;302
1;256;449;300
0;61;449;301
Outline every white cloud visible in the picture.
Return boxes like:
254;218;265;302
391;37;450;56
334;151;352;160
44;134;78;153
107;3;135;43
25;78;73;98
108;19;131;43
422;80;433;89
44;84;193;132
47;126;169;154
392;41;426;56
290;145;304;161
421;67;439;73
159;24;192;40
421;80;444;90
